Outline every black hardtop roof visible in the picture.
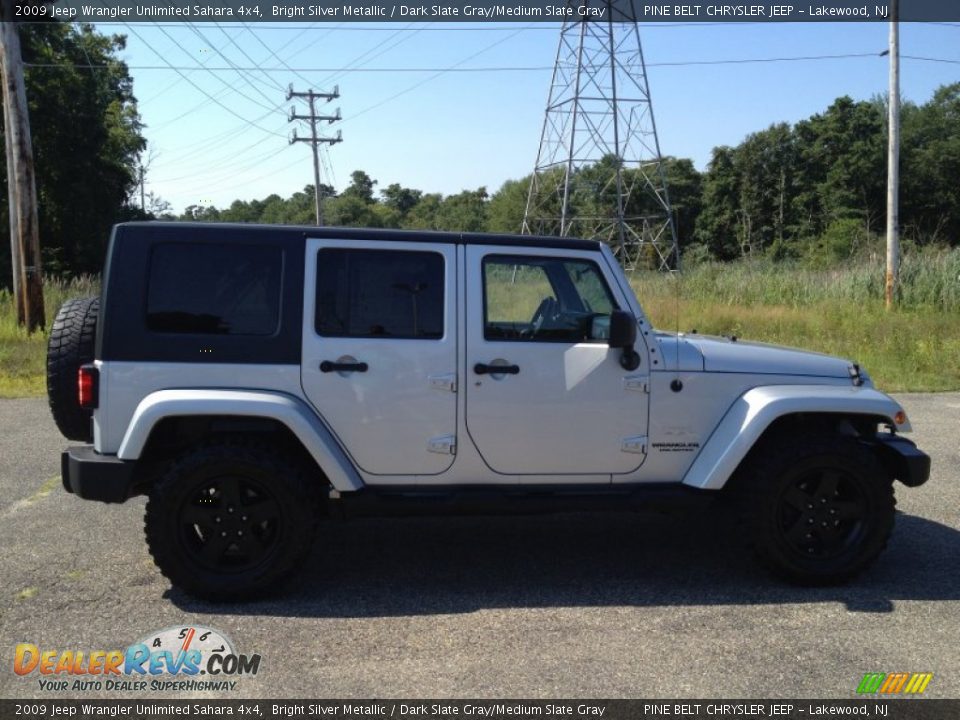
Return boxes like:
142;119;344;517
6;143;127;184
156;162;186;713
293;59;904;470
114;222;603;252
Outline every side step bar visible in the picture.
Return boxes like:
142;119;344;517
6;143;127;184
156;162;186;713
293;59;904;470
329;484;715;519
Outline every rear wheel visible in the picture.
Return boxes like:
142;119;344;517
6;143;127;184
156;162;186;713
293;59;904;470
740;435;895;585
145;443;318;600
46;296;99;441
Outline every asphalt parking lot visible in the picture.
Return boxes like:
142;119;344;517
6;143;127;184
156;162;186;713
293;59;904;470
0;394;957;700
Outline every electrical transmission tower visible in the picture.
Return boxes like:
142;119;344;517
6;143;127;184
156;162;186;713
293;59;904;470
522;3;679;271
287;85;342;226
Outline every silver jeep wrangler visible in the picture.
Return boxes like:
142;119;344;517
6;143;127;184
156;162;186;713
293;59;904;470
48;223;930;599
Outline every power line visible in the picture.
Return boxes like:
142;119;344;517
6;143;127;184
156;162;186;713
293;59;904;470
137;31;236;106
149;24;422;194
242;23;317;89
143;22;317;125
35;51;946;73
902;54;960;64
207;21;287;94
149;114;288;166
151;140;288;183
147;85;234;132
649;52;887;66
163;148;301;199
343;27;528;124
27;62;551;72
164;23;280;108
121;23;286;137
146;25;429;186
313;22;425;89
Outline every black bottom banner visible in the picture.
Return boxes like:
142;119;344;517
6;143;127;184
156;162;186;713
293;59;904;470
2;700;957;720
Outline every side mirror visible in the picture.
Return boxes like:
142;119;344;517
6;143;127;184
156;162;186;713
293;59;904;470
608;310;637;349
608;310;641;372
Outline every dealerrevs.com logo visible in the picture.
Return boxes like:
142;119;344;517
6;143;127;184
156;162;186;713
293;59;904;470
13;626;262;693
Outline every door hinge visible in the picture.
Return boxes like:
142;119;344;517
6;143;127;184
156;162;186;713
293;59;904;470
428;435;457;455
621;435;647;454
623;376;649;393
429;373;457;393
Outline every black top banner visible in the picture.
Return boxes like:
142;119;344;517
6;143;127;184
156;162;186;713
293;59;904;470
20;0;960;23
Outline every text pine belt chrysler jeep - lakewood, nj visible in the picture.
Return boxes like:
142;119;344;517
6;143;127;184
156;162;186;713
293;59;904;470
47;223;930;600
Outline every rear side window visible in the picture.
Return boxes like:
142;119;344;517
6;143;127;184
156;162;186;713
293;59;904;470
315;249;444;339
146;243;283;336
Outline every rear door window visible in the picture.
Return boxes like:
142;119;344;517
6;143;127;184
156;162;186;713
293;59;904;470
315;248;444;339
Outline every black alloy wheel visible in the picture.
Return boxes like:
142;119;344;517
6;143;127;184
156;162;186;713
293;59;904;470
178;473;283;573
146;443;318;600
740;434;895;585
776;467;868;561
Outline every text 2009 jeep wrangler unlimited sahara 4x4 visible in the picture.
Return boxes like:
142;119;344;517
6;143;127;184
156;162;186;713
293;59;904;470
47;223;930;600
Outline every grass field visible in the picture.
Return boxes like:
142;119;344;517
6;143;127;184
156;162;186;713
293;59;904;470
630;249;960;392
1;249;957;397
0;276;99;398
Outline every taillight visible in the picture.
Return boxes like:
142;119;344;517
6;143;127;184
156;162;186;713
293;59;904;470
78;365;99;410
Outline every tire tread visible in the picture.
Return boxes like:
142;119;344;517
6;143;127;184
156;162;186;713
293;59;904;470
144;441;318;601
46;296;99;441
738;434;895;586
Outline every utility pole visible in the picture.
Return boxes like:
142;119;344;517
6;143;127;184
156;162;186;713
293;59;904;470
139;165;145;213
0;5;45;330
287;85;341;226
4;83;22;323
885;0;900;310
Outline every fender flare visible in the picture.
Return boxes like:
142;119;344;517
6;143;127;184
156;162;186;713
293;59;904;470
117;389;363;492
681;385;909;491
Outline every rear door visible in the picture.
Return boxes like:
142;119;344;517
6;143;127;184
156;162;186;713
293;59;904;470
301;239;457;477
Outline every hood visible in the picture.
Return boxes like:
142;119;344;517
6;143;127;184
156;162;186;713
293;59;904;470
678;334;855;379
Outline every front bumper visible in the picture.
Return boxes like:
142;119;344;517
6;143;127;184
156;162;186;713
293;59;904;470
61;446;136;503
874;434;931;488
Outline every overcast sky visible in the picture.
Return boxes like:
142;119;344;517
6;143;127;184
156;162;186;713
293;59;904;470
92;21;959;212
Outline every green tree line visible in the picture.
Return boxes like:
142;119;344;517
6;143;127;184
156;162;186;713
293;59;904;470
180;85;960;267
2;23;959;286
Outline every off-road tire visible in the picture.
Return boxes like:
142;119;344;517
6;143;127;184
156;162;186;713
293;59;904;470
739;434;895;585
145;443;318;601
46;296;100;441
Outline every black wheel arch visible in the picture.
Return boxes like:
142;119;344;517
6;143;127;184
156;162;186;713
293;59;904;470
727;411;898;492
134;415;333;502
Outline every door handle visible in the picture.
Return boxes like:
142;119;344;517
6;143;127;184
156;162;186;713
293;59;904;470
320;360;368;373
474;362;520;375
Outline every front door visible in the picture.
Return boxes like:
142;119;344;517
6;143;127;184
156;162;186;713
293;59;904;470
464;247;649;476
301;239;457;477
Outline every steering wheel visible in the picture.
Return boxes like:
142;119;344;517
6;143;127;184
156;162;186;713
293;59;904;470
528;297;558;336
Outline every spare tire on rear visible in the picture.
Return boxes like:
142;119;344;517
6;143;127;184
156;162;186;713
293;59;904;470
47;296;100;441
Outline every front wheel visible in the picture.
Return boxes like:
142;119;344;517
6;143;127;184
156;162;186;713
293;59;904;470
740;435;895;585
145;443;318;601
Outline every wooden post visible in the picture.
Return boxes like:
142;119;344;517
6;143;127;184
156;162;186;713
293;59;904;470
0;8;45;331
3;84;23;324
